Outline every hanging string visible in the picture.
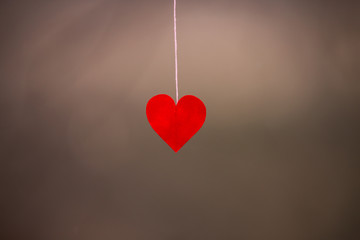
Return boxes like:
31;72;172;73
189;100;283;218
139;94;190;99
174;0;179;103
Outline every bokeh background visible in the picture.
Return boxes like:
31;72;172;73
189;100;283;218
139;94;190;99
1;0;359;239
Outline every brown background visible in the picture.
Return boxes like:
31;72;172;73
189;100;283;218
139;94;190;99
1;0;360;239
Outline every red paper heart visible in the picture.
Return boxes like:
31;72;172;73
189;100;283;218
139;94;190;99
146;94;206;152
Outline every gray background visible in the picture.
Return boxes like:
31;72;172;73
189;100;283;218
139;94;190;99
1;0;359;239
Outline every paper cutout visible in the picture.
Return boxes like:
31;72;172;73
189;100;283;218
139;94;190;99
146;94;206;152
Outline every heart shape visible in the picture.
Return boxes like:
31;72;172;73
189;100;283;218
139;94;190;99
146;94;206;152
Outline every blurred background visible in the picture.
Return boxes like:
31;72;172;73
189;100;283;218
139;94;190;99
1;0;359;239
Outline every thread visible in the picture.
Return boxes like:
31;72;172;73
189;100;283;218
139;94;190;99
174;0;179;103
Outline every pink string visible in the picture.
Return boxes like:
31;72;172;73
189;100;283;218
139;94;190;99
174;0;179;103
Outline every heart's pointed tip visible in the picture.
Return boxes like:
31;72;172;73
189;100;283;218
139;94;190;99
172;147;181;153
